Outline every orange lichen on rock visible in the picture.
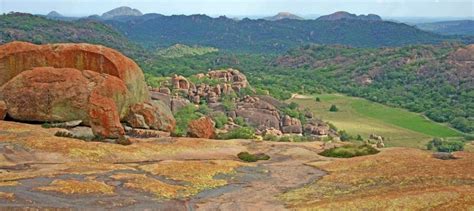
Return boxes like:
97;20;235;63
0;41;148;104
281;148;474;210
37;179;115;195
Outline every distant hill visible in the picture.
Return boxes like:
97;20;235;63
104;13;463;53
46;11;63;18
156;44;218;58
264;12;304;21
416;20;474;36
102;6;143;19
317;11;382;21
0;13;143;57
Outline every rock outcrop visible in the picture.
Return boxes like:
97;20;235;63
0;100;6;120
187;116;216;139
0;41;149;106
281;115;303;134
234;96;281;131
0;42;174;139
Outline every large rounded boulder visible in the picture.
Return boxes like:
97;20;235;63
0;41;175;139
0;41;148;105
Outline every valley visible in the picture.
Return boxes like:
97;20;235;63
289;94;462;148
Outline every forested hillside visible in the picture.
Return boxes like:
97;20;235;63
104;14;463;53
0;13;144;57
142;44;474;134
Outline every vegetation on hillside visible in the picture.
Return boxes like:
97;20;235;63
0;12;145;57
140;44;473;134
105;14;463;53
155;44;218;58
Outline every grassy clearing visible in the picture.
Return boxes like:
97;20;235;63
289;94;462;148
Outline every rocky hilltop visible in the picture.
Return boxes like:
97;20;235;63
317;11;382;21
264;12;304;21
102;6;143;19
0;41;174;140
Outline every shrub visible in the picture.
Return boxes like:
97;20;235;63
263;134;279;141
329;104;339;112
338;130;352;141
315;97;321;102
218;127;255;140
173;105;200;137
426;138;464;152
356;135;364;141
234;117;247;127
212;113;228;129
237;152;270;162
319;144;379;158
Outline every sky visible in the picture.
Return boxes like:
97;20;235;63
0;0;473;18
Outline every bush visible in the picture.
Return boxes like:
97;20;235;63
315;97;321;102
234;116;247;127
319;144;379;158
329;105;339;112
237;152;270;162
356;135;364;141
338;130;351;141
263;134;279;141
218;127;255;140
212;113;228;129
426;138;464;152
173;105;200;137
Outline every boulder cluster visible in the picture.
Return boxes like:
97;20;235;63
0;41;175;139
150;69;337;138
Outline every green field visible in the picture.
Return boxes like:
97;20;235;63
289;94;463;149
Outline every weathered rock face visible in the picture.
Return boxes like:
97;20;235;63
234;96;281;131
0;100;7;120
304;120;330;136
171;75;190;90
0;41;170;139
281;115;303;134
1;67;128;138
187;116;216;139
126;101;176;132
0;41;149;105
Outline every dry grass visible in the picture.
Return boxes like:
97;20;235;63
0;192;15;201
37;179;115;195
280;148;474;210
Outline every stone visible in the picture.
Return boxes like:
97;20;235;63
187;116;216;139
88;92;125;138
263;128;283;136
49;120;83;128
235;96;281;130
159;87;171;95
126;101;176;132
126;114;150;129
0;41;149;106
171;97;190;113
281;115;302;134
171;75;190;90
0;100;7;120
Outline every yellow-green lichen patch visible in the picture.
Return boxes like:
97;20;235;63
140;160;245;197
111;173;185;199
280;148;474;210
36;179;115;195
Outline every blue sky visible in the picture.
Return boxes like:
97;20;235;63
0;0;473;18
